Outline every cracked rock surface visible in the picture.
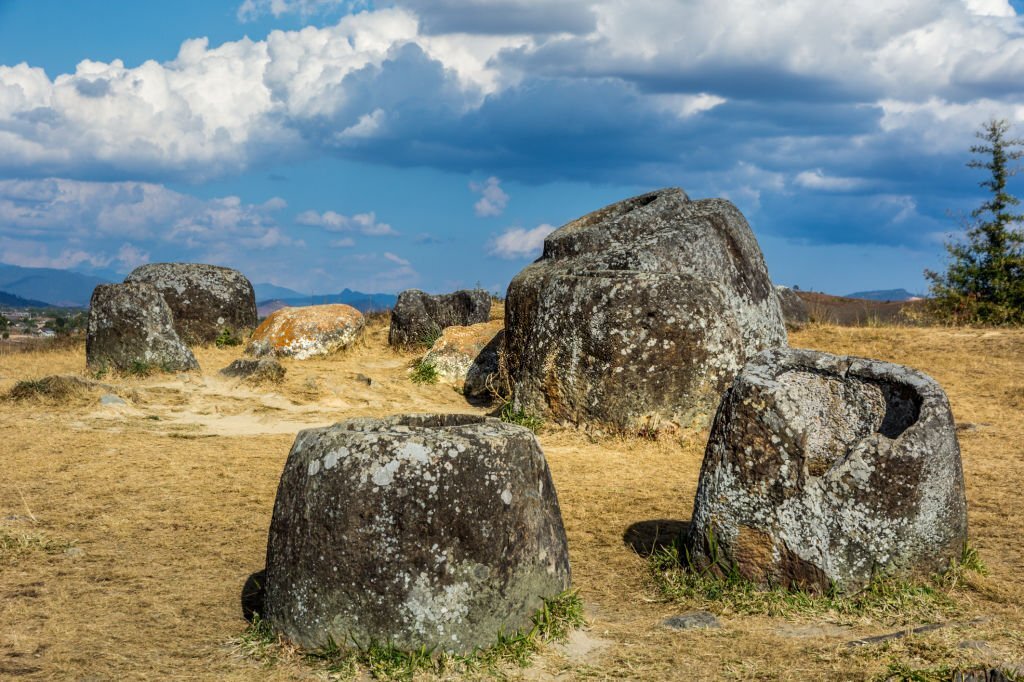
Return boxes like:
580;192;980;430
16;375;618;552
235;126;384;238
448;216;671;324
125;262;257;345
86;282;199;372
503;188;786;431
263;414;570;652
687;347;968;594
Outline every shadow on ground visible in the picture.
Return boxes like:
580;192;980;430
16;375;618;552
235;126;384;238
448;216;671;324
623;519;690;557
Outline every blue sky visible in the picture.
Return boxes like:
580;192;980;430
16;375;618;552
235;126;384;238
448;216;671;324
1;0;1023;295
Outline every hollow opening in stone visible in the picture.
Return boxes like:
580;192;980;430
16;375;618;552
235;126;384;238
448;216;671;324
776;370;922;476
572;191;663;229
388;414;489;429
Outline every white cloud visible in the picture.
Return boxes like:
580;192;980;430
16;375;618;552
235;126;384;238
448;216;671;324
0;178;295;263
383;251;411;266
489;223;555;259
794;169;867;191
0;0;1023;185
470;176;509;217
330;237;355;248
296;209;396;235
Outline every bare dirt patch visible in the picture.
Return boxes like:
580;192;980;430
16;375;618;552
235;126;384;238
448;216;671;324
1;322;1022;679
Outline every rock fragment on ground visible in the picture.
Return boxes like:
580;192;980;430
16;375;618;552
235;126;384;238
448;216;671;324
687;347;968;594
246;304;364;359
388;289;491;346
221;358;286;384
503;187;787;432
125;262;257;345
263;413;571;653
662;611;721;630
86;282;199;372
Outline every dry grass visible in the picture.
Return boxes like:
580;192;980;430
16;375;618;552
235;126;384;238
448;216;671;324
0;324;1022;680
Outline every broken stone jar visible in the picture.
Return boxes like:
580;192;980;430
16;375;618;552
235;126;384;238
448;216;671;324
262;414;571;653
687;348;968;594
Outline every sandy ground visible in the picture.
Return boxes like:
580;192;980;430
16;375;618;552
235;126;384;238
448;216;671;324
1;320;1022;680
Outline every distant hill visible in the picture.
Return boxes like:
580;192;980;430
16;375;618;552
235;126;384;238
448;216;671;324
257;288;398;317
844;288;920;302
0;290;52;308
0;263;110;307
253;282;306;301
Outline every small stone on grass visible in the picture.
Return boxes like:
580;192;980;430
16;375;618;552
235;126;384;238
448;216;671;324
662;611;720;630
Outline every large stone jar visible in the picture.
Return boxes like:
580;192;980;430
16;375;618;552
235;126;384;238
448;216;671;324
503;188;786;432
687;348;968;594
263;414;571;653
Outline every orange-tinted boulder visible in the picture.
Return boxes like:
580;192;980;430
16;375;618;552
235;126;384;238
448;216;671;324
247;305;365;359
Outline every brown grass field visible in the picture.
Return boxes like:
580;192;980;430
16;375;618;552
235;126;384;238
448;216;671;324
1;319;1022;680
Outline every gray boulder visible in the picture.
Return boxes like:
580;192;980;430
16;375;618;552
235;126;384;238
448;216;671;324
86;283;199;372
125;262;257;345
388;289;491;347
687;348;968;594
221;358;286;384
775;285;810;329
503;188;787;432
263;414;570;653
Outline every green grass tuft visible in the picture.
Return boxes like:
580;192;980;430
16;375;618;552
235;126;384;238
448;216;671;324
409;359;440;384
499;402;544;433
0;528;74;566
649;539;986;625
215;327;244;348
236;589;585;679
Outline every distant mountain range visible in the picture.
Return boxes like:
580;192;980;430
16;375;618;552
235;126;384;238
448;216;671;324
0;264;110;307
844;288;921;302
0;290;53;308
0;267;400;312
257;288;398;316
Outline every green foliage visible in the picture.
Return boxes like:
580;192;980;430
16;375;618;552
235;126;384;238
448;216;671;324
235;590;584;680
418;324;443;349
0;313;9;331
0;528;74;566
499;401;544;433
215;327;243;348
926;118;1024;325
409;359;439;384
650;535;986;625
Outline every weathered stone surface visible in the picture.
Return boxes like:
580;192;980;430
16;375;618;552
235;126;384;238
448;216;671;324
247;305;365;359
464;330;504;401
388;289;491;346
687;347;968;594
263;414;571;653
86;283;199;372
421;320;503;398
775;285;809;329
663;611;721;630
125;262;257;345
221;358;286;384
503;188;787;431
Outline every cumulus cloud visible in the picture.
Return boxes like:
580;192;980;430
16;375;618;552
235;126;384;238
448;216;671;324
2;0;1024;250
0;178;297;270
296;209;396;235
470;176;509;216
490;223;555;259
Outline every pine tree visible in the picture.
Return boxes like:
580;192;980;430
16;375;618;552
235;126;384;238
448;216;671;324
926;118;1024;325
